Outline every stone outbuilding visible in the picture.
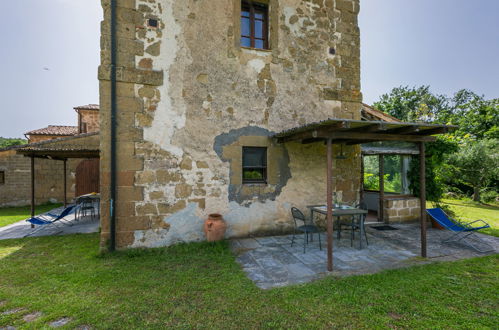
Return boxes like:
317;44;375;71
0;105;100;207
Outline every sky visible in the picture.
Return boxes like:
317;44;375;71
0;0;498;138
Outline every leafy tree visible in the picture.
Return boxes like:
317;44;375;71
408;137;459;202
373;86;447;123
445;139;498;201
0;137;27;149
443;90;499;140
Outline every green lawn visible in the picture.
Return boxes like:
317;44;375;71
0;234;498;329
431;199;499;237
0;203;63;228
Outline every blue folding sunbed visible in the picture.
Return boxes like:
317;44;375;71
426;208;494;253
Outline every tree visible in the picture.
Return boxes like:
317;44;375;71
445;139;498;201
443;90;499;140
0;137;27;149
373;86;447;123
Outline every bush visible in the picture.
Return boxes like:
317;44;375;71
480;189;498;204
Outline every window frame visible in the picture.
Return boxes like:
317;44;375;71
241;1;269;50
0;171;4;185
242;146;268;184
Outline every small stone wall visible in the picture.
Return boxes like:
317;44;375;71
383;197;420;223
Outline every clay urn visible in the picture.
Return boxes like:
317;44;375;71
204;213;227;242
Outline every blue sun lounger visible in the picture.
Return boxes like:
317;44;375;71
24;205;76;237
426;208;494;253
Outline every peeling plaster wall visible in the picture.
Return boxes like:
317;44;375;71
99;0;362;249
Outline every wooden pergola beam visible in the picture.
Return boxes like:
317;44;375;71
386;125;421;135
326;132;436;143
326;138;333;272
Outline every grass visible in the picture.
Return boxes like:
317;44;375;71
430;198;499;237
0;234;498;329
0;203;63;228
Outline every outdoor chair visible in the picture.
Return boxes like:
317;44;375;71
291;207;322;253
426;208;494;253
24;204;76;237
337;202;369;247
76;197;96;221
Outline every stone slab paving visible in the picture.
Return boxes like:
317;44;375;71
0;206;99;240
230;223;499;289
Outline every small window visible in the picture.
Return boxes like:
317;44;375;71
0;171;4;185
242;147;267;183
241;1;269;50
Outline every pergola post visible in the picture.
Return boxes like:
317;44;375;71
379;154;385;222
63;159;67;207
326;138;333;272
30;156;35;228
419;142;427;257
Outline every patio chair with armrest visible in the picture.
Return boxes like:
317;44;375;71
291;207;322;253
337;202;369;247
24;204;76;237
426;208;494;253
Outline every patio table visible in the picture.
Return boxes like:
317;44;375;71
75;193;100;218
306;205;368;249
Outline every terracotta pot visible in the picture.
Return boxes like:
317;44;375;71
204;213;227;242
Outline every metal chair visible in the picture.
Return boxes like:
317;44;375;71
291;207;322;253
77;197;96;221
337;202;369;247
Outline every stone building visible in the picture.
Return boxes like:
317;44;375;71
0;105;100;207
98;0;363;249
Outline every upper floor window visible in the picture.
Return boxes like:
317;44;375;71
241;1;269;50
0;171;5;185
242;147;267;183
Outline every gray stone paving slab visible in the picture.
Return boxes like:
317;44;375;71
231;223;498;289
0;206;99;240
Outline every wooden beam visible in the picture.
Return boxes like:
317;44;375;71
63;159;67;207
415;127;449;136
379;155;385;223
276;121;351;143
326;138;333;272
30;156;35;228
419;142;427;258
385;125;421;135
348;123;387;133
325;131;436;142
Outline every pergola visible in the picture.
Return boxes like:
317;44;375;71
273;118;457;272
17;146;99;224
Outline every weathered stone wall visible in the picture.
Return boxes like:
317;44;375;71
384;197;421;223
99;0;362;249
79;110;100;133
0;149;79;207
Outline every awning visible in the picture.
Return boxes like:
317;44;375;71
273;119;457;145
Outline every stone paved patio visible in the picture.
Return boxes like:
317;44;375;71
0;206;99;240
230;223;499;289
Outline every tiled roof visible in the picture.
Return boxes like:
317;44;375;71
74;104;99;111
25;125;78;136
361;104;401;123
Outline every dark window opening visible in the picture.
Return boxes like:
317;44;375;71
242;147;267;183
148;19;158;28
241;1;269;50
0;171;4;185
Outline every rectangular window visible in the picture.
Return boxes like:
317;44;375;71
242;147;267;183
363;155;411;194
241;1;268;50
0;171;4;185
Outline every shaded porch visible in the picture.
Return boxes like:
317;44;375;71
230;224;499;289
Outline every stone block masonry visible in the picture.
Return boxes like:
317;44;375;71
99;0;363;249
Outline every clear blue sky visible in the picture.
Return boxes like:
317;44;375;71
0;0;498;138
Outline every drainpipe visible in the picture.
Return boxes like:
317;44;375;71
109;0;117;251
